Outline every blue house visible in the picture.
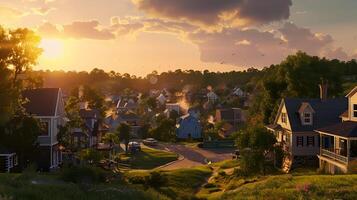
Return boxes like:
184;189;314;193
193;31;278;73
177;109;202;139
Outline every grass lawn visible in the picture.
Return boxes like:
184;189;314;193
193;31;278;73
0;173;168;200
126;166;213;199
216;174;357;200
120;147;178;169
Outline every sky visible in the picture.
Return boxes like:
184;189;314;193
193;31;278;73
0;0;356;76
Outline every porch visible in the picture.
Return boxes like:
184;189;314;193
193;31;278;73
320;134;357;164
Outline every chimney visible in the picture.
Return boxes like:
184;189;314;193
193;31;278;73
319;81;328;101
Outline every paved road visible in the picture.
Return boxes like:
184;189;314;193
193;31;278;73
155;143;234;170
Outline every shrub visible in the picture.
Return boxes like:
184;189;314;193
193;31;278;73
128;175;146;184
144;171;167;188
60;166;107;184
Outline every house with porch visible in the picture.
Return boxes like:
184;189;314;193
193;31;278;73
266;84;347;171
22;88;65;171
316;86;357;173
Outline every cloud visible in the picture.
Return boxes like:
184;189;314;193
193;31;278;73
186;22;355;67
38;21;116;40
0;6;25;19
32;5;55;15
132;0;292;27
188;28;290;67
63;21;115;40
279;22;333;55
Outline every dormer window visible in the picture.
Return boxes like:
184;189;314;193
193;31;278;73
303;112;312;125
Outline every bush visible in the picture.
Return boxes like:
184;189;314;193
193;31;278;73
60;166;107;184
128;175;146;184
144;171;167;188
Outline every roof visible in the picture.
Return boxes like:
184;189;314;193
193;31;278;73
79;109;98;119
340;110;348;118
346;86;357;97
22;88;60;116
119;111;139;121
282;97;347;132
316;121;357;137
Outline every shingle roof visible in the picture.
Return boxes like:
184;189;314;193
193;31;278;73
283;97;347;132
316;121;357;137
22;88;59;116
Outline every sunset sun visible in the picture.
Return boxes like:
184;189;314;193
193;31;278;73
40;39;63;59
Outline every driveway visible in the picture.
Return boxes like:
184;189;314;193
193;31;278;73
153;143;234;170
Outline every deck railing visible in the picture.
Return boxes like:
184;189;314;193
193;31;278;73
321;148;348;163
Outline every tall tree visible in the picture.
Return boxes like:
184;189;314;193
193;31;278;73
117;123;131;153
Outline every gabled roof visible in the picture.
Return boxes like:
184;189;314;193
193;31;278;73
298;102;315;114
22;88;60;116
282;97;347;132
316;121;357;137
346;86;357;97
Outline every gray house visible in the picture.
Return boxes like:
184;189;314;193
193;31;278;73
177;109;202;139
266;84;347;171
23;88;65;171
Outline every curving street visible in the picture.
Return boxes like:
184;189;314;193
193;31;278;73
152;143;234;170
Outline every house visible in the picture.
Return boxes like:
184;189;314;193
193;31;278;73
116;98;138;113
165;103;181;118
207;91;218;103
0;147;17;173
71;109;106;149
316;86;357;173
157;93;167;105
106;111;141;136
266;84;347;171
232;87;245;97
177;108;202;139
22;88;65;171
215;108;245;137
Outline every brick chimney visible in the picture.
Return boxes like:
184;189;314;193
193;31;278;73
319;81;328;101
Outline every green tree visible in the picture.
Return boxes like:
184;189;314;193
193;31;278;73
102;132;119;148
236;125;276;175
117;123;131;153
0;26;42;169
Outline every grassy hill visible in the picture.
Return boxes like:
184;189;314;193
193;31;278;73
1;159;357;200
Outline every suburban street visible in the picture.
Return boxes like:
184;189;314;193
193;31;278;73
152;143;234;170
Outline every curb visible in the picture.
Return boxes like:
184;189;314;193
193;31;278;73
154;154;185;170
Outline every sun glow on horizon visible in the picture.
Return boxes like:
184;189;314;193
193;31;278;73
40;38;63;59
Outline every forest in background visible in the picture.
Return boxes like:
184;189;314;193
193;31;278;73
32;51;357;125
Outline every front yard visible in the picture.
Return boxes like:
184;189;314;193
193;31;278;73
119;147;178;169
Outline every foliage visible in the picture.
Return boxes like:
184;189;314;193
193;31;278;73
78;148;103;165
102;132;119;147
144;171;168;188
249;51;357;124
149;118;176;142
60;165;108;184
235;125;276;175
117;123;131;153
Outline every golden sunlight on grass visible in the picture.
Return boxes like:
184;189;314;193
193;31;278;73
39;38;63;59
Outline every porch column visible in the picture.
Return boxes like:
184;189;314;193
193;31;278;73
347;139;351;159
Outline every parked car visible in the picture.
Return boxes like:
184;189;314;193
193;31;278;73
143;138;158;146
128;141;141;152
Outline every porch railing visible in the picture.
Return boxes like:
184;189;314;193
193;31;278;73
321;148;348;163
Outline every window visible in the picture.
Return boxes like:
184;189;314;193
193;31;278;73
303;112;312;125
281;113;287;123
40;121;49;136
307;136;315;146
297;136;304;147
354;104;357;117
